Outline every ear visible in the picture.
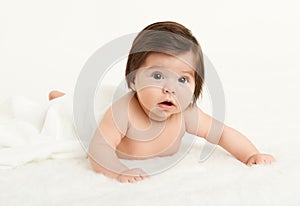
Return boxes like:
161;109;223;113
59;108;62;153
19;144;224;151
129;79;136;91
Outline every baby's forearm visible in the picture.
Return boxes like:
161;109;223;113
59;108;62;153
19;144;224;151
88;138;129;179
218;125;259;164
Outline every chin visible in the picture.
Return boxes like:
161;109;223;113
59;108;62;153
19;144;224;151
148;109;168;121
148;108;177;121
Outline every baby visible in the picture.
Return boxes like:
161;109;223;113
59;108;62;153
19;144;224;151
49;21;275;183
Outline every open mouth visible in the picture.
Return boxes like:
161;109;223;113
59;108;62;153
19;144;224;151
160;101;174;106
158;100;175;110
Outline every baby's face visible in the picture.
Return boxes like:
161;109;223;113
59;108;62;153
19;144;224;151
131;52;196;121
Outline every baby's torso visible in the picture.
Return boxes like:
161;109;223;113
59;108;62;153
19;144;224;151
116;115;185;159
115;94;186;160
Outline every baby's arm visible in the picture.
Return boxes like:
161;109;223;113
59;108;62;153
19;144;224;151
88;107;148;183
217;124;275;165
185;106;275;165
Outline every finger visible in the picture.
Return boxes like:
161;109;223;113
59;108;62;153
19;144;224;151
266;155;275;163
268;157;275;164
267;158;273;164
257;159;264;165
262;159;267;165
118;177;127;183
139;174;147;179
127;173;145;181
128;177;137;183
271;156;276;162
131;169;148;179
117;175;131;184
127;177;133;183
139;171;149;179
134;175;142;182
247;158;255;166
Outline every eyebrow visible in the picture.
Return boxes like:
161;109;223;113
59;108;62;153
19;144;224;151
181;70;195;77
146;66;195;77
145;65;164;70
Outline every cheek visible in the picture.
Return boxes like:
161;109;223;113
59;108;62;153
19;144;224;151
137;87;159;109
135;77;163;108
176;85;195;110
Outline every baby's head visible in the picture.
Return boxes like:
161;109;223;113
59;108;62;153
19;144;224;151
125;21;205;104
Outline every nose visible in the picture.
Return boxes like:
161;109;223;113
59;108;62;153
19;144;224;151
162;76;177;94
162;87;175;94
162;82;176;94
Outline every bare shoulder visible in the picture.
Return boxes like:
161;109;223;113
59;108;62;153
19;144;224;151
182;104;211;136
183;104;216;139
183;104;200;135
101;92;134;136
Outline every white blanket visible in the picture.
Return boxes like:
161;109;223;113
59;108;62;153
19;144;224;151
0;137;299;206
0;94;86;169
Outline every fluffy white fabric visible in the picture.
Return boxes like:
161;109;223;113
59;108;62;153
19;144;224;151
0;139;299;206
0;95;86;168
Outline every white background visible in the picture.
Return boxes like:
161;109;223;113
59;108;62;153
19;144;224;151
0;0;299;148
1;1;300;205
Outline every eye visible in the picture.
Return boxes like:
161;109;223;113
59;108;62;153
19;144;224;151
152;72;164;80
178;76;188;83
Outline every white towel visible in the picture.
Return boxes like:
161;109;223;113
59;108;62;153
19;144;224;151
0;94;86;169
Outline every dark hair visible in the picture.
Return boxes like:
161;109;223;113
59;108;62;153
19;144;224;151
125;21;205;103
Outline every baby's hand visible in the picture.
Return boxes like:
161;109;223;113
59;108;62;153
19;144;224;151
117;168;149;183
246;153;276;166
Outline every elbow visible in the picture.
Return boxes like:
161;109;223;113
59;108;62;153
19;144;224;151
88;155;101;173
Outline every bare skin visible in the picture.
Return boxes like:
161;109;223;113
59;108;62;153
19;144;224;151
48;90;65;101
49;52;275;183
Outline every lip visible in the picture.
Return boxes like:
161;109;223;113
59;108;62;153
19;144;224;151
157;99;176;111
